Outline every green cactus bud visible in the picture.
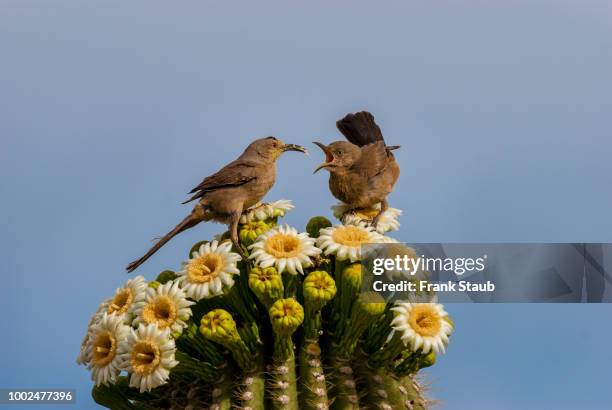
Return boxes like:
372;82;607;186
342;263;363;287
249;266;284;308
268;299;303;409
200;309;261;371
271;208;287;218
420;351;436;369
303;270;337;308
200;309;241;345
239;220;272;246
355;292;386;317
155;269;177;284
305;216;332;238
303;270;336;340
269;298;304;337
394;350;436;376
147;280;160;289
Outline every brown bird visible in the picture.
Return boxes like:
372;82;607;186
126;137;307;272
313;111;400;226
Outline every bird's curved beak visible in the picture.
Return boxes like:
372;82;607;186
282;143;308;154
313;141;334;174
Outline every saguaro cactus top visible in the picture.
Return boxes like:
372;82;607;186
78;199;453;409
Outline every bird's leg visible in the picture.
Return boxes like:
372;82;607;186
371;200;388;229
228;210;248;260
245;202;270;212
340;208;357;225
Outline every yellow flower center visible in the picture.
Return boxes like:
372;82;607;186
187;253;224;283
108;288;133;315
264;234;301;258
141;296;177;329
356;208;380;220
91;330;117;367
408;305;442;337
131;340;161;376
332;226;370;247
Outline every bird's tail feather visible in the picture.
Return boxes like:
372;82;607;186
126;213;201;273
336;111;385;146
181;193;200;205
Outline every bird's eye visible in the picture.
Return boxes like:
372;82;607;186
336;150;343;156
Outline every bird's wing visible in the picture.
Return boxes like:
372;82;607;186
350;141;391;178
183;160;258;204
336;111;385;146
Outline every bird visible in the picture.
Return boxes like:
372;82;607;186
313;111;400;227
126;137;307;272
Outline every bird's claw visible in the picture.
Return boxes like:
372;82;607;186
247;202;269;213
371;217;381;230
230;237;249;260
237;245;249;260
370;211;383;230
340;209;356;225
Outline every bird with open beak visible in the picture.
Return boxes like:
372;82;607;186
126;137;307;272
313;111;400;227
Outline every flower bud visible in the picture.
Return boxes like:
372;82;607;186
249;266;284;307
155;270;176;284
342;263;362;289
269;298;304;336
303;271;336;308
419;351;436;370
200;309;240;346
355;292;386;317
306;216;332;239
147;280;161;289
239;220;272;246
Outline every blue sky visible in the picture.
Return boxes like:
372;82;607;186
1;1;611;408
